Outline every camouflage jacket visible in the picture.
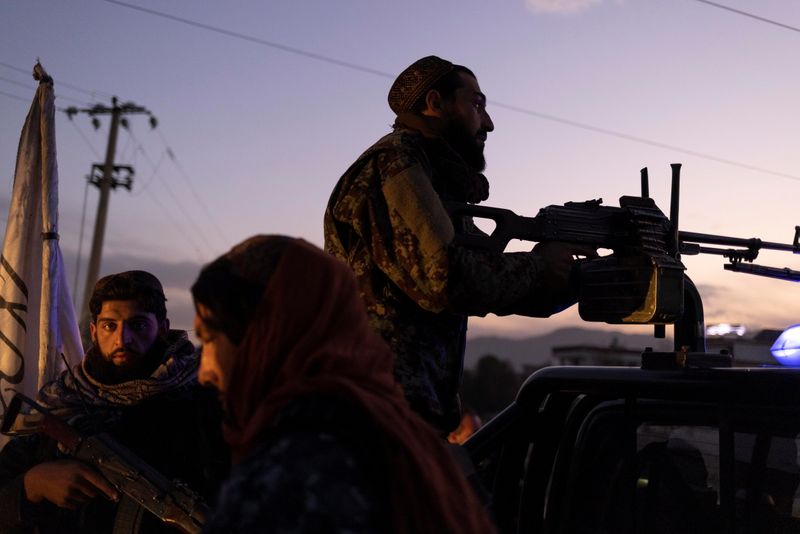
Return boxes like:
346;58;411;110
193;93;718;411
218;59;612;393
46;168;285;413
324;122;570;433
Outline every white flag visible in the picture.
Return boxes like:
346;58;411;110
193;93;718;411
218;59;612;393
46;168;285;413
0;63;83;446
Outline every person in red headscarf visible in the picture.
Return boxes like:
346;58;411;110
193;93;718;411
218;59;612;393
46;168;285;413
191;235;496;534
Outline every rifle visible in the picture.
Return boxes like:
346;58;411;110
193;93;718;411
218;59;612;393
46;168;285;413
444;164;799;326
0;393;209;534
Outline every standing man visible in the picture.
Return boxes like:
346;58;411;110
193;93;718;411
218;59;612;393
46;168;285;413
0;270;228;533
325;55;593;435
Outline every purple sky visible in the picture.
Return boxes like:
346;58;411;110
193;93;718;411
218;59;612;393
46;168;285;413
1;0;798;339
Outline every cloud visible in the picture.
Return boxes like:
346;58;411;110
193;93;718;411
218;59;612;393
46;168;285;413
525;0;604;14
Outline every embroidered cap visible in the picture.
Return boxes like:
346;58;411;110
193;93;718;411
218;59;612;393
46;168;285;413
387;56;454;115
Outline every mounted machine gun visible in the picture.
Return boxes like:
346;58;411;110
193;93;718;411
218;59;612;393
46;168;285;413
444;164;799;356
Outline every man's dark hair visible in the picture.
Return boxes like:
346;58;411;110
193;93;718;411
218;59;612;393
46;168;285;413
89;270;167;322
411;65;476;113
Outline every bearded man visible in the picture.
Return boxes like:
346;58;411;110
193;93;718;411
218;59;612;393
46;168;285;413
325;56;594;435
0;270;227;533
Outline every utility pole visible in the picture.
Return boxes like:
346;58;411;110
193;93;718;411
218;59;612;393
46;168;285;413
65;98;156;332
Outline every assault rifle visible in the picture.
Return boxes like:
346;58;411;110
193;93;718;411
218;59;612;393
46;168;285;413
0;393;209;534
444;164;799;327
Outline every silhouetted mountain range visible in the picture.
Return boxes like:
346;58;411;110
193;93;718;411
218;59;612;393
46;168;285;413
465;327;673;370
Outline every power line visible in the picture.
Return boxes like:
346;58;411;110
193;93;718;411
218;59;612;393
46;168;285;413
125;126;217;255
118;125;135;162
0;61;115;100
143;187;207;263
0;75;36;91
102;0;394;79
66;120;102;159
1;75;88;105
103;0;800;184
492;102;800;182
0;89;30;104
690;0;800;34
154;128;229;245
3;58;234;250
130;148;165;197
1;85;104;159
3;82;218;260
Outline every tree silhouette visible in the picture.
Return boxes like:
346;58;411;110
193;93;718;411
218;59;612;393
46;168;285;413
461;354;523;420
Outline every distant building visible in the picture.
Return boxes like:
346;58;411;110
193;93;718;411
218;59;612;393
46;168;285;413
551;339;641;367
707;328;782;367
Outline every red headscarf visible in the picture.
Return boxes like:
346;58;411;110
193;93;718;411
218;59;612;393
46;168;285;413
219;236;495;534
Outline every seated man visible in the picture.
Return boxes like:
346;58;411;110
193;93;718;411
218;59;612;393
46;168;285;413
0;270;228;534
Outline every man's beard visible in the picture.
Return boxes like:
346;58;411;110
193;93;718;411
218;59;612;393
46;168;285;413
85;337;168;385
441;121;486;172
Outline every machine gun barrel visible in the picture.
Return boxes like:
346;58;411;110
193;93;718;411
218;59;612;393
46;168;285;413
679;227;800;262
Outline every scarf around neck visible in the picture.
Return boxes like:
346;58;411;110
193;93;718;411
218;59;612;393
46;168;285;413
37;329;199;411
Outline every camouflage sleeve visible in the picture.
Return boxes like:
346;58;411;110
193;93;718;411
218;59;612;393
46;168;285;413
446;245;578;317
327;146;454;313
379;156;455;313
327;142;572;317
376;148;574;317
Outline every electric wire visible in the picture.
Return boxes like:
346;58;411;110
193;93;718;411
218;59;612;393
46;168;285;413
102;0;394;79
117;124;135;162
491;102;800;182
154;128;229;245
0;88;85;115
102;0;800;184
0;61;115;99
0;75;91;110
130;148;165;197
142;187;207;263
0;89;31;104
132;144;211;257
124;126;216;256
65;120;102;159
690;0;800;34
1;68;226;253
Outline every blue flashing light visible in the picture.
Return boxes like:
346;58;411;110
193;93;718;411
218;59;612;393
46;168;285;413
771;325;800;366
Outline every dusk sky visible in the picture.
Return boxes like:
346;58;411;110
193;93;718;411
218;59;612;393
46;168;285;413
1;0;798;340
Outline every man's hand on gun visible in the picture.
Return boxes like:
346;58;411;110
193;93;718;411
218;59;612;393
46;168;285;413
23;459;119;509
534;242;598;287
